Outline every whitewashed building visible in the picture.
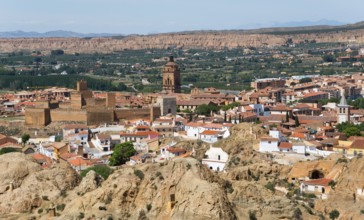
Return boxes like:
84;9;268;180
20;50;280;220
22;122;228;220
185;122;231;139
202;146;229;172
259;137;279;152
300;178;332;197
292;142;306;154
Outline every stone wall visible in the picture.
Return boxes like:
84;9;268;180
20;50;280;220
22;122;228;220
86;109;114;125
25;108;51;127
115;106;161;121
50;109;87;123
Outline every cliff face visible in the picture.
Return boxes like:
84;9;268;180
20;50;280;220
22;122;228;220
3;124;364;219
54;158;237;220
1;28;364;54
0;153;80;215
315;157;364;219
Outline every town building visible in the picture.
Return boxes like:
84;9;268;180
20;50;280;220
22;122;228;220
162;56;181;93
202;146;229;172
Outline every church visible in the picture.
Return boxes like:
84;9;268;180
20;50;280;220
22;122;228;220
162;56;181;93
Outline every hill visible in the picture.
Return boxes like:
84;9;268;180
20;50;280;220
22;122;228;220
0;21;364;54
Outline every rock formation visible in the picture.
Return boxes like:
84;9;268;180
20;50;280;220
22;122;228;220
1;28;364;54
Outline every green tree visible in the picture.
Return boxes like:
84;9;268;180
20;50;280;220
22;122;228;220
0;147;19;155
343;126;361;137
322;54;335;62
21;133;30;146
80;165;113;180
295;116;300;127
195;104;219;116
329;209;340;220
109;142;136;166
299;77;312;84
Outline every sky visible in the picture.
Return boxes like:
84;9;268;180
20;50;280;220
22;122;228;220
0;0;363;34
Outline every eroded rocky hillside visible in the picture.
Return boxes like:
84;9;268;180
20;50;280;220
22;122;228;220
1;28;364;54
1;123;363;219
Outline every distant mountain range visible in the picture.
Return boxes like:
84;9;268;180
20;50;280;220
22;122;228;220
0;20;363;38
0;30;123;38
238;19;345;29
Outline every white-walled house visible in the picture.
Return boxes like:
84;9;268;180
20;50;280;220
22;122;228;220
93;134;112;152
185;122;231;139
63;124;88;146
202;146;229;172
259;137;279;152
300;178;332;198
292;142;306;154
269;130;284;141
199;130;220;143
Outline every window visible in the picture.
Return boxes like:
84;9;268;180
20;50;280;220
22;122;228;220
218;155;221;160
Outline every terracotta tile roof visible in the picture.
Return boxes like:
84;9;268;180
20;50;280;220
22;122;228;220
68;157;92;167
348;136;364;141
271;105;292;111
350;139;364;149
60;153;77;160
291;133;306;139
136;125;151;129
97;134;111;140
244;106;253;111
303;92;328;98
303;178;332;186
200;130;220;135
279;142;293;149
177;99;213;106
120;131;161;137
167;147;186;153
294;103;310;109
185;122;205;127
203;123;223;129
320;138;338;145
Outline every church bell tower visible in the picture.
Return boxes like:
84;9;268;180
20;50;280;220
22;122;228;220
162;56;181;93
337;93;350;124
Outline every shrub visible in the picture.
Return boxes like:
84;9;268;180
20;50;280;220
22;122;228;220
248;210;257;220
361;209;364;214
56;204;66;211
224;180;234;193
42;196;49;201
78;212;85;219
105;194;112;204
186;163;191;170
60;189;67;198
336;158;348;164
329;209;340;220
328;180;336;188
138;210;147;220
265;182;275;192
80;165;113;180
302;192;316;199
0;147;19;155
38;208;43;214
134;170;144;180
293;207;303;220
146;203;152;212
